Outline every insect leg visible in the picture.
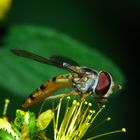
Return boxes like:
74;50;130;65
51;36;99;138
47;91;79;100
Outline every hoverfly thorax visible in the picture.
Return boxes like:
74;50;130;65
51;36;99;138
72;67;99;94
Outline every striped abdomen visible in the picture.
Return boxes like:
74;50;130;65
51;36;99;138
22;74;72;108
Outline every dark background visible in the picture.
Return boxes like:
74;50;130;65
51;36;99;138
1;0;140;139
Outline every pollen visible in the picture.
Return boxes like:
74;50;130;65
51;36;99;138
89;110;95;114
102;105;105;108
107;117;111;121
67;96;71;100
89;110;93;113
122;128;126;133
76;102;80;106
88;102;92;107
84;101;88;105
72;100;77;105
5;99;10;104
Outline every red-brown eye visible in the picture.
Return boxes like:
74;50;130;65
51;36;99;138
95;72;111;96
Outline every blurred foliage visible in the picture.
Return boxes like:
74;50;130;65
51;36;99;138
0;25;124;98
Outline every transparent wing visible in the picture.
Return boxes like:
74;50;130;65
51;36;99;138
11;49;79;72
49;55;79;67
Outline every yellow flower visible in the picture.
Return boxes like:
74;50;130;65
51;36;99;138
47;96;126;140
0;0;12;20
0;97;126;140
0;118;19;139
0;99;19;140
53;97;94;139
51;96;126;140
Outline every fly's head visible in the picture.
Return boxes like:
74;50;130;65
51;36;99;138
72;67;122;99
95;71;122;98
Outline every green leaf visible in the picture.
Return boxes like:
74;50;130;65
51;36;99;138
0;130;15;140
0;25;124;99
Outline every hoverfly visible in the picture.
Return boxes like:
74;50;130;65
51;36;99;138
11;49;122;108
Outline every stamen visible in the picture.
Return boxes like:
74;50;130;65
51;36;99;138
87;128;126;140
3;99;10;117
90;105;105;124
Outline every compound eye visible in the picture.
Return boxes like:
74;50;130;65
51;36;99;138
95;72;111;96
